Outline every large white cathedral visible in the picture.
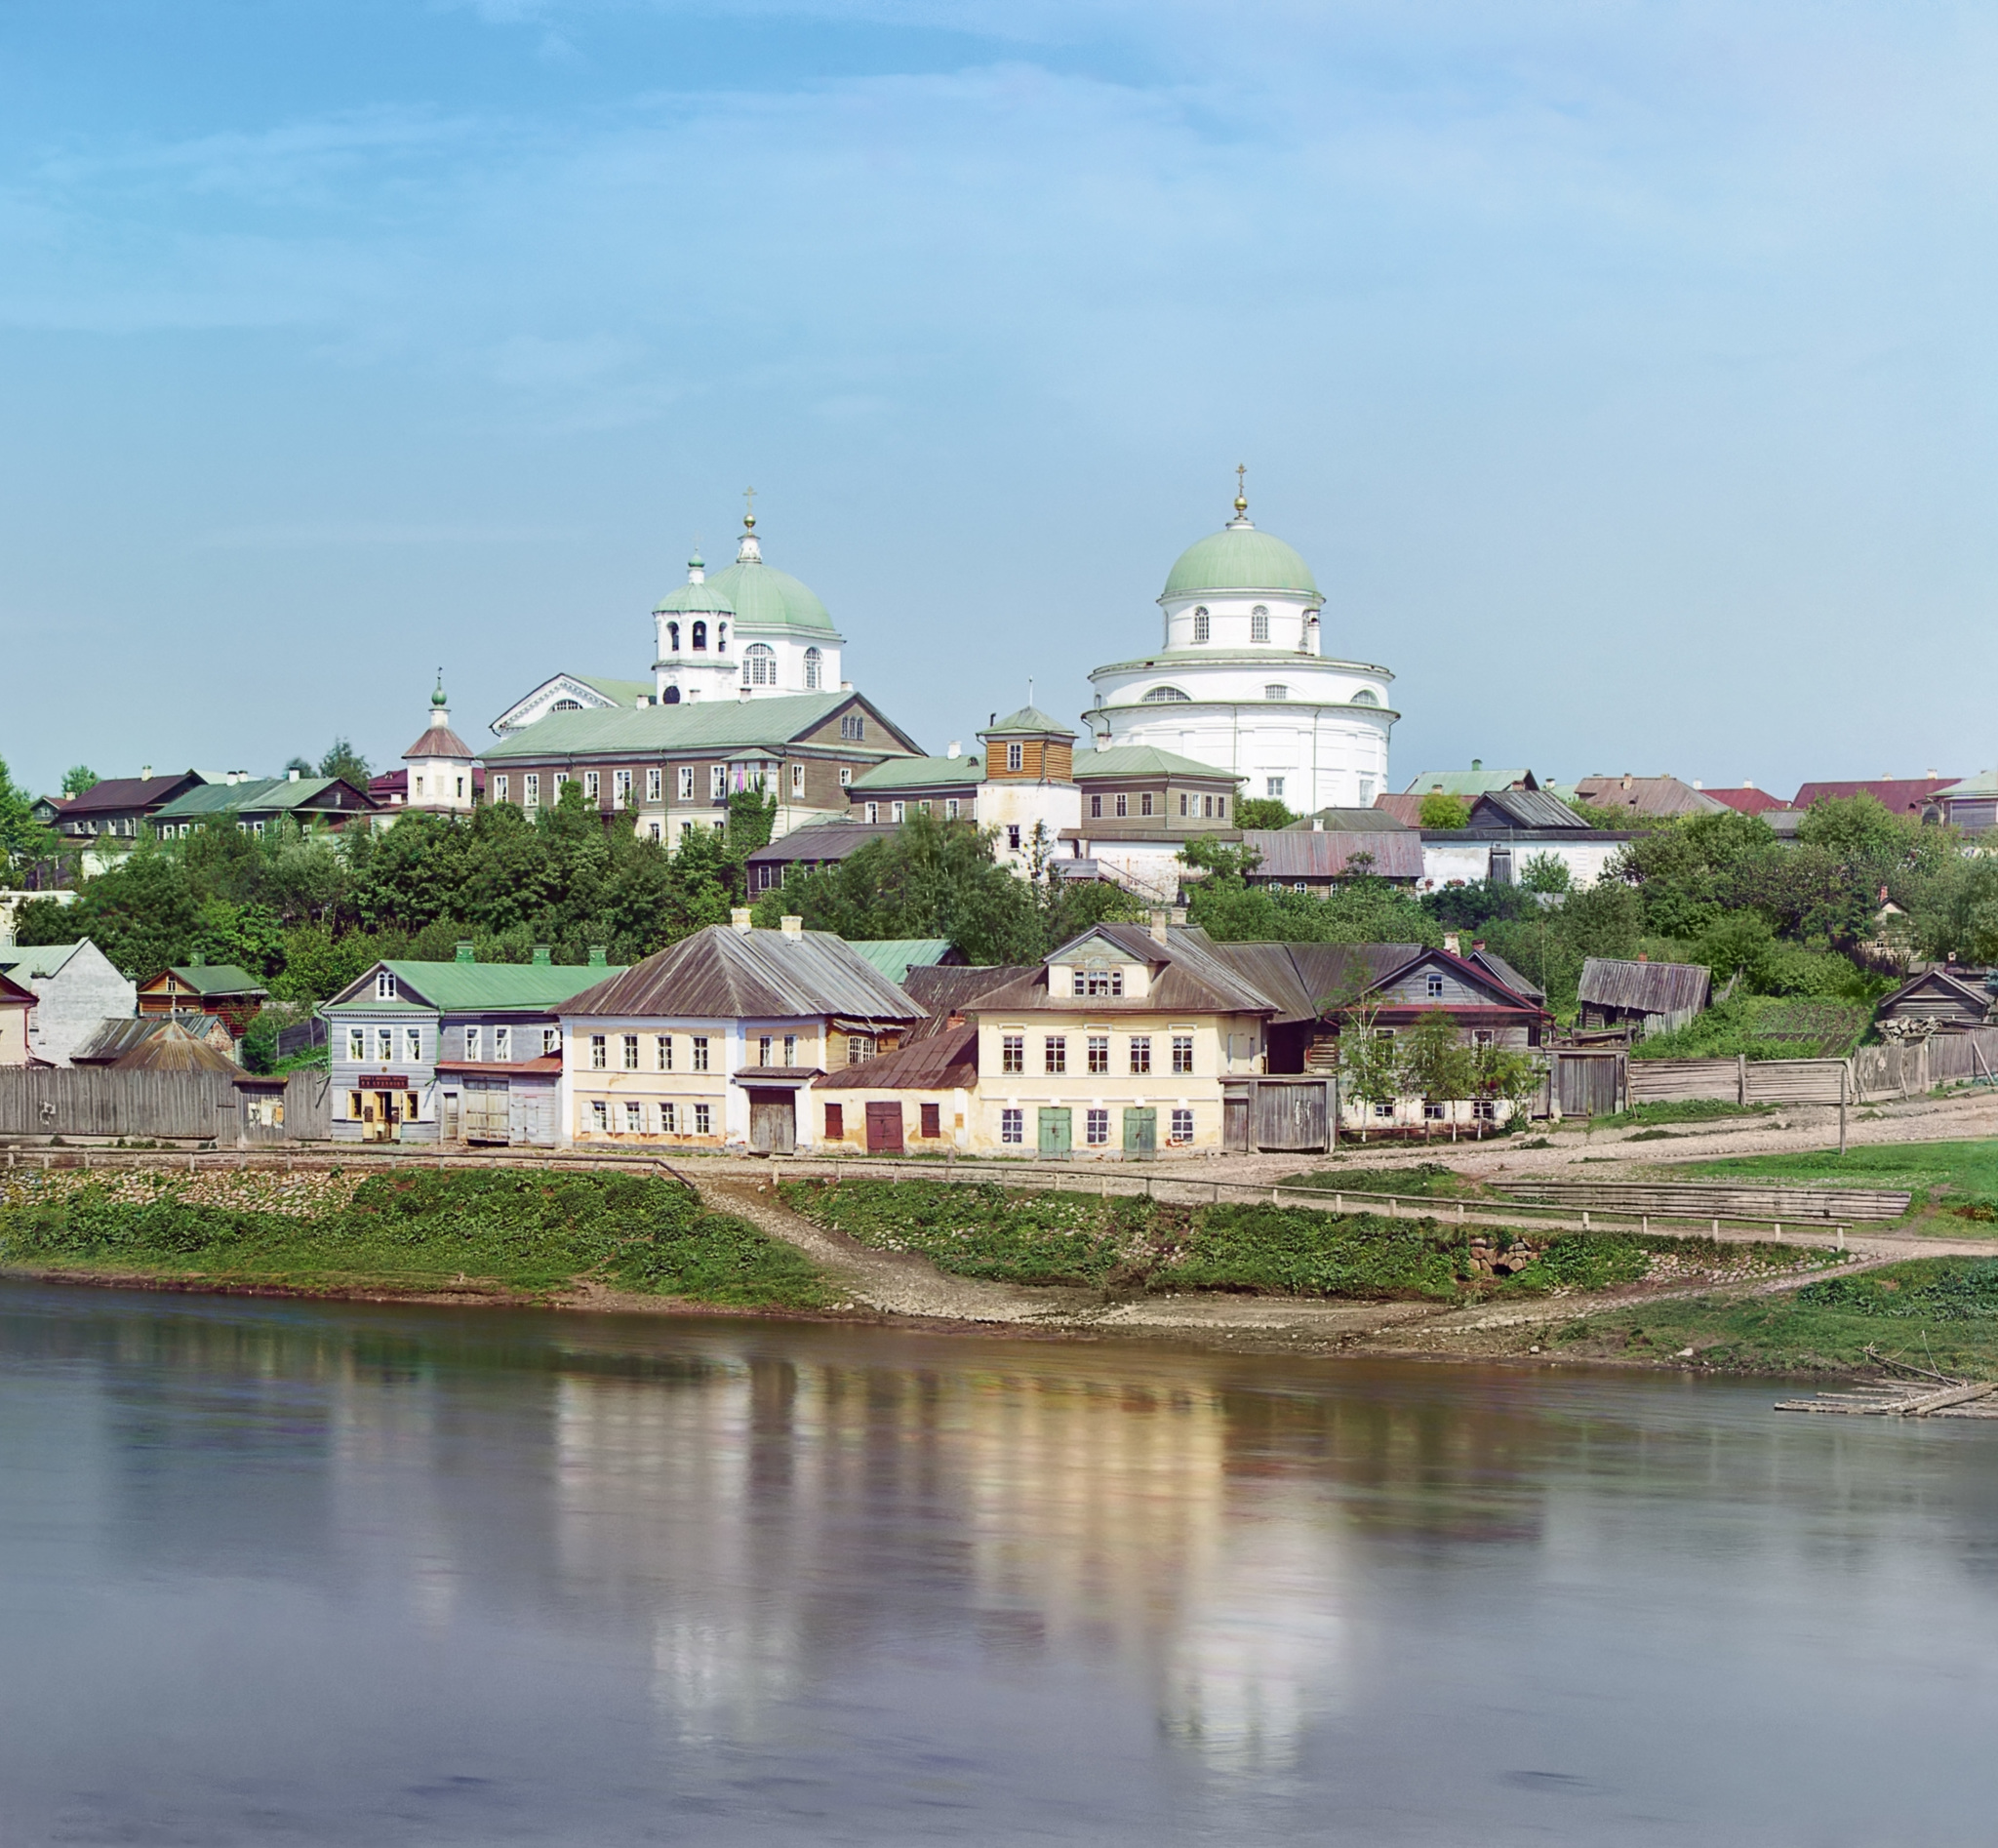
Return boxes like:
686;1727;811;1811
1085;487;1396;814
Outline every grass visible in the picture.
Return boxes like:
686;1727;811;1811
1274;1161;1475;1199
1542;1257;1998;1377
1676;1139;1998;1222
1633;996;1870;1063
1588;1099;1780;1132
0;1168;827;1307
779;1176;1820;1303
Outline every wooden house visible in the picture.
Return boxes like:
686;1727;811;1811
1876;968;1993;1033
1577;957;1711;1035
137;965;269;1043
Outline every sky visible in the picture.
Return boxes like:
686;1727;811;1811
2;0;1995;801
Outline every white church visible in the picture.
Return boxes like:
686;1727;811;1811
1085;481;1397;814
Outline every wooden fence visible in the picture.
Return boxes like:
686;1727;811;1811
0;1067;333;1145
1926;1028;1998;1087
1627;1057;1851;1107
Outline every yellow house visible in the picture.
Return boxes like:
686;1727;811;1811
963;919;1274;1156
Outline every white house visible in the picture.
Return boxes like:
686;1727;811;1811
0;941;136;1066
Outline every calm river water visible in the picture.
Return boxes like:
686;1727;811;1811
2;1282;1996;1844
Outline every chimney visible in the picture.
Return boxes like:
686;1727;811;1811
531;944;551;965
1928;768;1938;780
1471;758;1482;771
586;944;609;967
1169;905;1186;926
140;766;152;782
1149;909;1170;944
1312;816;1324;831
1692;780;1703;789
1743;778;1755;789
731;907;753;934
289;767;300;782
779;914;804;936
1443;933;1460;956
946;741;961;759
1472;939;1486;951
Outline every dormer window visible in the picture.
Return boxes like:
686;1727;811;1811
1251;606;1269;643
1070;968;1124;998
375;971;396;1001
1192;607;1210;643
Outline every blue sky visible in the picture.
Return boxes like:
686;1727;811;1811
2;1;1994;799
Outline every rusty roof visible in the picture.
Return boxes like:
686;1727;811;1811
1577;957;1711;1014
815;1023;979;1092
1240;829;1424;880
563;924;926;1024
901;965;1037;1037
1573;776;1725;817
106;1019;242;1074
1792;778;1958;818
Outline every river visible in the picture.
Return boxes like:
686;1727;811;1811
1;1281;1994;1844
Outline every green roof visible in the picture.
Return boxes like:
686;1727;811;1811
704;557;836;634
483;692;912;761
1162;520;1321;600
1402;769;1536;797
1072;745;1241;782
653;579;734;616
844;939;955;982
0;944;89;980
848;754;980;792
165;964;264;995
574;675;656;707
151;777;360;820
983;704;1075;739
324;959;626;1015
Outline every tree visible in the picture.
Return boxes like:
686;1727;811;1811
317;739;371;787
1519;852;1572;895
1401;1012;1475;1140
1473;1041;1542;1131
1234;796;1296;830
0;756;56;878
1337;1017;1404;1141
1419;793;1469;828
61;766;99;796
283;756;314;778
38;839;199;976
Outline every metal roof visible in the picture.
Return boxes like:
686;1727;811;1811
1577;957;1711;1014
1070;744;1240;782
402;723;477;762
53;772;207;818
144;965;265;997
1466;944;1543;1003
815;1023;979;1092
844;939;957;984
0;944;88;981
323;959;623;1015
848;755;979;792
900;964;1038;1036
982;704;1075;738
972;924;1276;1018
1240;829;1424;880
563;925;926;1024
1573;776;1725;817
1793;778;1959;817
1703;786;1787;816
152;777;373;819
71;1016;229;1064
746;824;899;866
1372;793;1427;826
1286;807;1410;833
1402;769;1538;797
105;1019;242;1074
1468;787;1587;830
482;692;922;762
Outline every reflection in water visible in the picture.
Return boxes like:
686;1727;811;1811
3;1284;1998;1844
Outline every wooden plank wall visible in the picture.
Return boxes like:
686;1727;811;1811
1928;1029;1998;1085
1627;1058;1850;1105
0;1068;241;1140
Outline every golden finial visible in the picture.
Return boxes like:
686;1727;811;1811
1233;463;1248;518
742;485;756;531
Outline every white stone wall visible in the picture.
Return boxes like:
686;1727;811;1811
654;624;842;703
21;944;137;1067
976;783;1083;872
1418;838;1627;893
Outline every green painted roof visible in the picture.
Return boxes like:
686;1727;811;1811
983;704;1075;739
848;755;979;792
653;579;735;616
151;777;362;819
1402;769;1536;797
165;964;264;995
483;692;914;761
324;959;626;1016
1072;745;1242;782
0;944;88;980
574;675;656;706
1162;520;1321;600
704;558;836;634
844;939;955;982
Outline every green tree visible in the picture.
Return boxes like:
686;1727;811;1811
1419;793;1469;828
37;839;199;976
0;756;57;877
1234;796;1296;830
61;765;99;796
317;739;372;787
1519;851;1572;895
1401;1012;1475;1139
1473;1041;1542;1131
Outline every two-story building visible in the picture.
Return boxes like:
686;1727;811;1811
557;912;926;1153
0;941;136;1066
151;772;378;837
320;945;620;1145
137;963;269;1053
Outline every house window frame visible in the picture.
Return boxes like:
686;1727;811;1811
678;766;695;801
693;1102;712;1136
656;1034;673;1070
1000;1034;1024;1074
1170;1107;1194;1145
1043;1035;1066;1075
1085;1107;1109;1146
1129;1035;1151;1075
1087;1035;1109;1074
646;767;662;803
1000;1107;1023;1145
1171;1034;1194;1075
589;1034;607;1070
691;1036;710;1071
622;1033;640;1070
493;774;509;803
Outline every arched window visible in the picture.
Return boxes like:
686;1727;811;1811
1192;606;1211;643
662;686;681;704
1351;689;1379;706
691;621;706;651
803;646;822;690
1251;605;1269;643
666;623;680;653
743;644;778;688
553;699;582;710
716;623;728;653
1141;686;1192;703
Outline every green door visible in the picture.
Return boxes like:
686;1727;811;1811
1122;1106;1157;1156
1037;1106;1072;1158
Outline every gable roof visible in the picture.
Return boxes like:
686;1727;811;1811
746;823;899;867
1467;787;1587;831
1577;957;1711;1014
1070;744;1240;783
1793;777;1958;817
1288;807;1411;833
71;1015;233;1065
1372;792;1427;827
53;772;208;818
323;958;624;1015
815;1023;979;1092
0;942;96;982
848;755;980;793
151;776;374;820
1205;940;1544;1024
1573;776;1724;817
844;939;958;984
140;964;266;998
562;925;926;1024
1878;968;1992;1014
972;923;1276;1017
0;971;34;1006
1465;944;1544;1004
1702;786;1786;816
1403;769;1538;797
1238;829;1424;880
482;692;924;762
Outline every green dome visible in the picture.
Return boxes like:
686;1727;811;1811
654;580;735;616
705;559;836;633
1162;520;1321;601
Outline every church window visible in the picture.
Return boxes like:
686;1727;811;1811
1264;685;1289;702
743;644;778;687
1141;686;1190;703
1192;607;1210;642
804;647;822;690
1006;743;1023;772
692;621;707;651
1252;606;1270;643
677;766;694;801
1352;689;1379;705
666;623;680;652
840;714;865;741
663;686;681;704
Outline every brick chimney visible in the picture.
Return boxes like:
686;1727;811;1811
731;908;753;933
780;915;804;936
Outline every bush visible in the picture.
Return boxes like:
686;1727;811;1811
1798;1259;1998;1321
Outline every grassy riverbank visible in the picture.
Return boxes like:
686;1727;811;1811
0;1167;827;1307
1530;1256;1998;1377
1677;1139;1998;1226
779;1175;1824;1303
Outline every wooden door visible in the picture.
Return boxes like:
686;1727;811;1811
463;1078;509;1145
1122;1106;1157;1156
751;1090;799;1155
1222;1090;1252;1152
864;1101;902;1153
1037;1106;1071;1158
1254;1081;1329;1151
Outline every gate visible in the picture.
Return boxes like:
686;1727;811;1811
753;1089;801;1155
861;1100;900;1154
1037;1106;1071;1158
1122;1106;1156;1156
1222;1090;1251;1152
463;1077;510;1145
1253;1080;1330;1151
1554;1052;1623;1117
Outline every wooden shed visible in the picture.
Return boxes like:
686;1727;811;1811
1577;957;1711;1036
1876;968;1993;1033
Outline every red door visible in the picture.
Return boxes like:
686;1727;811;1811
864;1102;903;1153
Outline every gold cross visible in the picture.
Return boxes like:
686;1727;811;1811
1233;463;1248;515
742;485;756;530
